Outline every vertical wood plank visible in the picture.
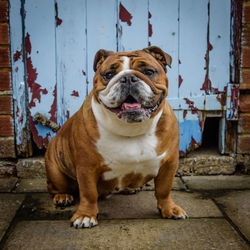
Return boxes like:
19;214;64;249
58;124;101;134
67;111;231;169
9;0;32;156
209;0;231;92
24;0;56;148
149;0;179;99
86;0;117;93
118;0;148;51
179;0;209;98
55;0;87;124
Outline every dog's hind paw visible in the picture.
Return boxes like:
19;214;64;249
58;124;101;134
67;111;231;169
53;194;74;208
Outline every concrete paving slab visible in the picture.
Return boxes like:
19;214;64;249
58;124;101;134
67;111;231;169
14;178;47;193
215;190;250;241
19;191;222;220
0;194;25;242
142;177;186;191
0;178;18;192
14;177;184;193
183;175;250;191
3;219;248;250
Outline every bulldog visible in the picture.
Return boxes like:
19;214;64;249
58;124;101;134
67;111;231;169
45;46;187;229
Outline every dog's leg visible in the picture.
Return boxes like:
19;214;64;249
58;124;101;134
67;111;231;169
46;157;76;207
70;168;99;229
154;156;187;219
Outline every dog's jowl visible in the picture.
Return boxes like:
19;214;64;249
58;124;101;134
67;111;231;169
45;46;187;229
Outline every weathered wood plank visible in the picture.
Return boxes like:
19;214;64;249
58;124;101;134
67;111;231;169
55;0;87;124
24;0;56;148
149;0;179;100
118;0;148;51
179;0;208;97
86;0;117;93
9;0;32;156
209;0;231;92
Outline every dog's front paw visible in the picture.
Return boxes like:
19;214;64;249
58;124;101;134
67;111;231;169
53;194;74;207
158;199;188;220
70;213;98;229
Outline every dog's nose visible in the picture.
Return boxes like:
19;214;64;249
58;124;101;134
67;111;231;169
120;75;138;84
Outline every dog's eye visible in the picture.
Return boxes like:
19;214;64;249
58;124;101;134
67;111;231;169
144;69;155;78
103;71;115;81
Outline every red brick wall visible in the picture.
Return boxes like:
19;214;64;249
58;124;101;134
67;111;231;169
239;1;250;154
0;0;15;158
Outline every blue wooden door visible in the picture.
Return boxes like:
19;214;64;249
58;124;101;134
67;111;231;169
9;0;232;156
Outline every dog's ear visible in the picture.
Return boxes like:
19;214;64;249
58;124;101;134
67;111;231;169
143;46;172;72
93;49;114;72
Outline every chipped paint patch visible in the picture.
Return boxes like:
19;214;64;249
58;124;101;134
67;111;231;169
119;3;132;26
71;90;79;97
178;75;183;88
13;50;22;62
55;3;63;27
183;98;198;114
49;85;57;123
148;11;152;46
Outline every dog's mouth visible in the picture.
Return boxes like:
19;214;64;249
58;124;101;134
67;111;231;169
108;94;163;120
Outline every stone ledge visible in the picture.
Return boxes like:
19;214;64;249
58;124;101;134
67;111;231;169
16;156;46;179
15;152;250;179
178;150;237;176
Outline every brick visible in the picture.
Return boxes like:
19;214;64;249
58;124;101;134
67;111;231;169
0;116;13;136
0;95;12;114
240;69;250;89
242;48;250;67
243;4;250;23
0;24;9;44
239;93;250;112
242;25;250;46
0;137;15;158
238;113;250;133
0;2;8;23
237;135;250;154
0;71;10;90
0;48;10;67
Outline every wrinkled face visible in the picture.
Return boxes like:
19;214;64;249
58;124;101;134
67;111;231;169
93;48;171;123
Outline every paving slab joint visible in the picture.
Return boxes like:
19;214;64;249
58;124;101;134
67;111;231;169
179;176;190;191
212;197;250;246
0;194;27;249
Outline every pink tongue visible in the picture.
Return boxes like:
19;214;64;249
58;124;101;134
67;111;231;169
121;102;141;111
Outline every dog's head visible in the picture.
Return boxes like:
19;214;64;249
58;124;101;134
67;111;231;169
92;46;171;123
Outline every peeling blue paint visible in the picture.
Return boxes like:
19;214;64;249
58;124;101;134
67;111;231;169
34;123;56;143
179;119;202;153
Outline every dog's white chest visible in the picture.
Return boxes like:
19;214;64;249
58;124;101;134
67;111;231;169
96;125;166;188
92;97;166;188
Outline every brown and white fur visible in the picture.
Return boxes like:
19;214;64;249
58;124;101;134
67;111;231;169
45;46;187;229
